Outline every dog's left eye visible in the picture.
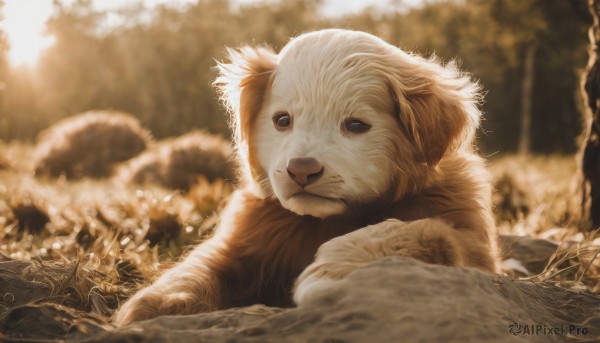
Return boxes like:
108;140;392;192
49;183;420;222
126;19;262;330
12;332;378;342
272;111;292;131
342;118;371;134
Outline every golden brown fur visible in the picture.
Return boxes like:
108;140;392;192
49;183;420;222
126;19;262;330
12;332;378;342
114;29;499;325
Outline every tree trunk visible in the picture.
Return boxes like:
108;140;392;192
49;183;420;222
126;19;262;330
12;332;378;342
580;0;600;229
518;41;537;155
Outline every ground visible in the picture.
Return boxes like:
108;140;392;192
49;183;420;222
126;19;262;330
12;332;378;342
0;142;598;341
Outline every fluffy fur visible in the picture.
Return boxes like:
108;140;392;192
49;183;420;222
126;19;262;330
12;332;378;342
114;29;499;325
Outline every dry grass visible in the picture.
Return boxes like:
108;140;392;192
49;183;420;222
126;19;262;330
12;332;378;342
33;111;152;179
1;142;233;323
0;147;598;337
115;130;236;191
490;154;600;292
490;154;579;235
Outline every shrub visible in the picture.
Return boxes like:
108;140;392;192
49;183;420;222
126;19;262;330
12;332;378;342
0;153;9;170
33;111;152;179
116;131;236;190
9;196;50;235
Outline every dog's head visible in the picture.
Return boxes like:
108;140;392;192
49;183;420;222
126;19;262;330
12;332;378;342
215;29;481;218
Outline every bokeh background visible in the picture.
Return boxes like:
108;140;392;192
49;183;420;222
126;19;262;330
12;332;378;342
0;2;599;337
0;0;590;155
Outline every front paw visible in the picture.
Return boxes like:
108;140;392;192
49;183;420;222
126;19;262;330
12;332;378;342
297;220;410;282
350;218;462;266
293;219;462;305
294;219;403;304
113;286;212;326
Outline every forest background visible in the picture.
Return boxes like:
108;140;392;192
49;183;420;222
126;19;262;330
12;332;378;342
0;0;590;155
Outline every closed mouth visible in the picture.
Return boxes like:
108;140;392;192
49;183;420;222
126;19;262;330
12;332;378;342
290;192;343;203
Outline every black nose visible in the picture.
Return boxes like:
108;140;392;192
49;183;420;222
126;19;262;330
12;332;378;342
287;158;324;186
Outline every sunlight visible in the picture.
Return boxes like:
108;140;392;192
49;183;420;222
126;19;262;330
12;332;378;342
0;0;200;67
2;0;56;67
0;0;404;67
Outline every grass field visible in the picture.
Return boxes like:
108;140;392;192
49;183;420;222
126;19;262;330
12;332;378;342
0;141;598;330
489;154;599;291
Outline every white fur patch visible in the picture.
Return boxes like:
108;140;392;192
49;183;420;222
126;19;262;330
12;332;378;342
293;276;344;306
252;31;406;218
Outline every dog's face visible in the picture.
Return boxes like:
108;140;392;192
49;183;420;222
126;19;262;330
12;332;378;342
252;36;405;218
216;29;481;218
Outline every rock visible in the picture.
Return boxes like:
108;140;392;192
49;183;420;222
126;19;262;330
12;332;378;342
81;257;600;343
498;234;561;275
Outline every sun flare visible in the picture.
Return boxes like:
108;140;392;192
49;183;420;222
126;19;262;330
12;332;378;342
2;0;56;67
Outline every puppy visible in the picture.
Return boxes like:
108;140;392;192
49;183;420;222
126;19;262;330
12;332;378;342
113;29;499;325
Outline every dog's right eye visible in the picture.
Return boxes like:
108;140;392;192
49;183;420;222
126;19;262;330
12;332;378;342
342;118;371;134
272;112;292;131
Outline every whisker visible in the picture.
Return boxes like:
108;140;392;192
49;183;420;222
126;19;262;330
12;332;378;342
325;175;345;184
256;177;275;198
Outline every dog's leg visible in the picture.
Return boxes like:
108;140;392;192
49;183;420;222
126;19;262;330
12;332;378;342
113;189;327;326
293;218;496;305
112;237;229;326
113;190;254;326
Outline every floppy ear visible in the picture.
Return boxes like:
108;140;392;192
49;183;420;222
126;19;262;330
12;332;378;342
383;52;482;166
214;46;277;183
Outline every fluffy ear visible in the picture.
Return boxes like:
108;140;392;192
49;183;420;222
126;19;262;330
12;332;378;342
383;52;482;166
214;46;277;182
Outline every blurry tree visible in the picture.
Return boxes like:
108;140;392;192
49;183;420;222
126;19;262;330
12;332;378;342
581;0;600;229
0;0;591;157
0;0;10;138
3;67;42;139
39;0;108;121
8;0;323;141
518;41;536;155
485;0;546;155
